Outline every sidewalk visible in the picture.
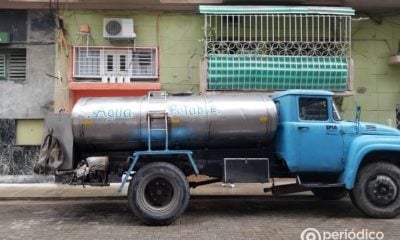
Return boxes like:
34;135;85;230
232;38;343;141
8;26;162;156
0;182;295;200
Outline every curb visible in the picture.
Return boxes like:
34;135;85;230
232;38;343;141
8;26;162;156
0;194;319;202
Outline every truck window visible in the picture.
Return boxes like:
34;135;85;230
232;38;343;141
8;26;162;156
299;98;328;121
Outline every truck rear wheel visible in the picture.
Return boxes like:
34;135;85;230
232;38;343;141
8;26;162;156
128;162;190;225
350;162;400;218
311;187;348;200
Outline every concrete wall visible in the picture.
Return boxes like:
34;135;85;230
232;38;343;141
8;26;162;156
0;10;55;119
0;10;55;180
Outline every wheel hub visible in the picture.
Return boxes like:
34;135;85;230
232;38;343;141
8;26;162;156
144;177;174;209
367;174;398;207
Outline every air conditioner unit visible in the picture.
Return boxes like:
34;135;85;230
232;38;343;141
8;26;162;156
103;18;136;40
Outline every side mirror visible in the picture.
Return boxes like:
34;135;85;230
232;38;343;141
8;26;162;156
355;103;362;132
355;105;361;121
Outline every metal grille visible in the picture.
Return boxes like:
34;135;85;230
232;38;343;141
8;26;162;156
0;54;5;79
105;20;122;36
201;6;353;91
8;50;26;82
73;46;158;81
0;49;26;81
75;49;100;77
205;14;351;57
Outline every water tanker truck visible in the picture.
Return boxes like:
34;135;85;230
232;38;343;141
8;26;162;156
42;90;400;225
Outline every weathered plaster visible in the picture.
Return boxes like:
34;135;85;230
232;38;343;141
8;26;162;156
0;10;55;181
342;16;400;126
0;10;55;119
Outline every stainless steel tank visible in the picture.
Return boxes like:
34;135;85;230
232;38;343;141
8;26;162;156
71;93;278;151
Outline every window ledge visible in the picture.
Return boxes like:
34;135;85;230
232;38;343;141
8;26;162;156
68;82;161;91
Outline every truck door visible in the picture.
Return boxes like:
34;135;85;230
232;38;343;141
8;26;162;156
296;97;344;172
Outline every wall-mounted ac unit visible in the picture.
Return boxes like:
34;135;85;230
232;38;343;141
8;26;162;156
103;18;136;40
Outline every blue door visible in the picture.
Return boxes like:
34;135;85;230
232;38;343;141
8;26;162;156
295;97;344;172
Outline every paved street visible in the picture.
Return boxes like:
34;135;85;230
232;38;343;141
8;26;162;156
0;195;398;240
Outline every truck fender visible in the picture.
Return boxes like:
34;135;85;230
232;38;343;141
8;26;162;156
340;135;400;189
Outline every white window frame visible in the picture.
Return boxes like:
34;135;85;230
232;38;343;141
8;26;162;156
73;46;159;81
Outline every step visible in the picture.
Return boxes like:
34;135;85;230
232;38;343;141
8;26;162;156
299;182;345;188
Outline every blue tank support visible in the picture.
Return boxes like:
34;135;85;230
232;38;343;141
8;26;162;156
118;150;199;192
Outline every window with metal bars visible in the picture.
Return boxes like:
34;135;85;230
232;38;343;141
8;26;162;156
73;46;158;81
0;54;5;80
0;49;26;82
204;14;351;57
200;6;354;92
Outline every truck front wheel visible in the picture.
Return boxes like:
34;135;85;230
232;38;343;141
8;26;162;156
128;162;190;225
350;162;400;218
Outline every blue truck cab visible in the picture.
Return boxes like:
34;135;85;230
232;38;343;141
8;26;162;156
272;90;400;218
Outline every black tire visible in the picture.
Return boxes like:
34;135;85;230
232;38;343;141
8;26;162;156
350;162;400;218
128;162;190;225
311;187;348;200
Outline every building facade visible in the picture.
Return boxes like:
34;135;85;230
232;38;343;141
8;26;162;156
0;9;55;180
1;1;400;180
55;5;400;125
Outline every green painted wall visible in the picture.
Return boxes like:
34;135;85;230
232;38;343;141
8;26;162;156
57;11;400;127
342;16;400;126
55;10;203;112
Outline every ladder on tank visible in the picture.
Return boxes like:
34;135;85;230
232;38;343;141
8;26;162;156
118;91;199;192
147;91;169;151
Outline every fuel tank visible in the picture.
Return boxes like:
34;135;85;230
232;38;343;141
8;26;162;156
71;93;278;151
